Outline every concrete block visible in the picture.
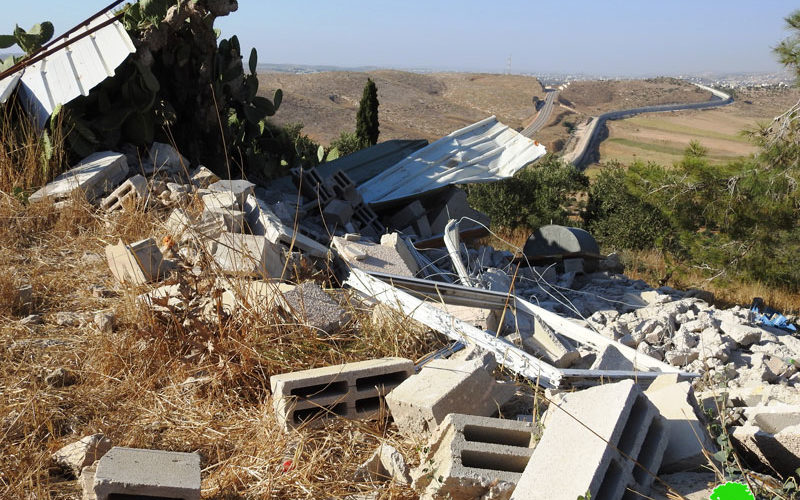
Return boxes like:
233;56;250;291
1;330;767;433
511;380;670;500
412;215;432;238
720;321;762;347
386;357;516;442
332;236;417;277
51;434;112;478
732;405;800;476
212;233;283;279
380;233;420;275
430;303;499;331
270;357;414;431
105;238;168;285
645;377;716;473
202;191;239;211
208;179;256;207
388;200;426;229
91;446;200;500
413;414;538;500
30;152;128;204
355;443;411;485
429;187;491;235
189;165;220;188
203;207;246;233
590;344;635;371
100;174;148;212
323;199;354;226
145;142;189;174
280;281;350;334
165;208;195;243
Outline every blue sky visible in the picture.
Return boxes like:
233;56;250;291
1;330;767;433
3;1;798;76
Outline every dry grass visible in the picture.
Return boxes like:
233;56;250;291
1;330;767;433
0;191;445;499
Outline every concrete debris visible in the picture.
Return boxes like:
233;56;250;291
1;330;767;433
88;446;200;500
332;236;418;277
386;356;516;442
100;174;148;212
145;142;188;174
270;357;413;431
512;380;669;500
188;165;220;188
211;232;283;279
30;152;129;205
731;404;800;476
44;367;78;387
52;434;113;478
280;281;350;334
105;238;169;285
355;443;411;485
413;413;538;500
93;312;114;334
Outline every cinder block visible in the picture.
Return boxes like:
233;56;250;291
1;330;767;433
329;170;363;204
270;357;414;431
105;238;168;285
100;174;148;212
91;447;200;500
30;152;129;204
388;200;426;229
352;202;385;236
413;414;538;500
212;233;283;279
323;199;354;226
511;380;670;500
645;376;716;473
386;357;516;442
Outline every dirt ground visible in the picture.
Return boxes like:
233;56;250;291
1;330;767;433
558;77;712;115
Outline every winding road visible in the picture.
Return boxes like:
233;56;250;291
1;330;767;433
561;83;734;167
521;88;559;138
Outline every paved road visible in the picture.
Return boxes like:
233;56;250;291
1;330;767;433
562;83;733;167
521;89;558;138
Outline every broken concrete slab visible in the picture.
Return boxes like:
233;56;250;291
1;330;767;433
332;236;417;277
720;321;762;347
243;194;330;259
212;233;283;279
100;174;148;212
379;233;420;275
188;165;220;188
520;316;580;368
732;404;800;476
208;179;256;207
280;281;350;334
428;187;491;236
52;434;112;478
270;357;414;431
511;380;669;500
355;443;411;485
644;376;716;473
413;413;538;500
386;357;516;442
30;152;129;205
202;207;246;233
202;190;239;211
105;238;169;285
91;446;200;500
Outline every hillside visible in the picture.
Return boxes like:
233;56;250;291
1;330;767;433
257;70;545;144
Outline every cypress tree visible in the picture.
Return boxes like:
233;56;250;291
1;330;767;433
356;78;379;146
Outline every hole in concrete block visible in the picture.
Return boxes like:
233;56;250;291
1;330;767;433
108;495;181;499
290;380;348;399
594;459;623;500
292;402;347;424
462;424;533;448
355;396;382;414
459;449;528;473
355;370;409;392
618;396;650;456
632;418;666;486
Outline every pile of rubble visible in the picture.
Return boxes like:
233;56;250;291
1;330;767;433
32;141;799;499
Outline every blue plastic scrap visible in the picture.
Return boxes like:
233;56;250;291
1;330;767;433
750;297;797;333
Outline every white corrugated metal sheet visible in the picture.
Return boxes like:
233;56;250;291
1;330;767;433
358;116;547;207
0;12;135;127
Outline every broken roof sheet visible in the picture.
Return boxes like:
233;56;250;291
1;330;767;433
315;139;428;185
357;116;547;207
0;12;135;127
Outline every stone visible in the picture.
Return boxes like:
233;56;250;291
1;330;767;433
590;344;634;371
664;350;699;367
30;152;129;205
100;174;148;212
280;281;350;334
211;233;283;279
720;321;762;347
355;443;411;485
44;367;78;387
93;313;114;334
188;165;220;188
52;434;113;478
91;447;200;500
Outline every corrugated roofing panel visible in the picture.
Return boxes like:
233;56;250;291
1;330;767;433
0;72;21;103
358;116;547;207
0;12;135;126
315;139;429;184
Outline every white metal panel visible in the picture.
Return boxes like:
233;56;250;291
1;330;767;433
358;116;547;206
0;72;21;104
0;12;135;126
